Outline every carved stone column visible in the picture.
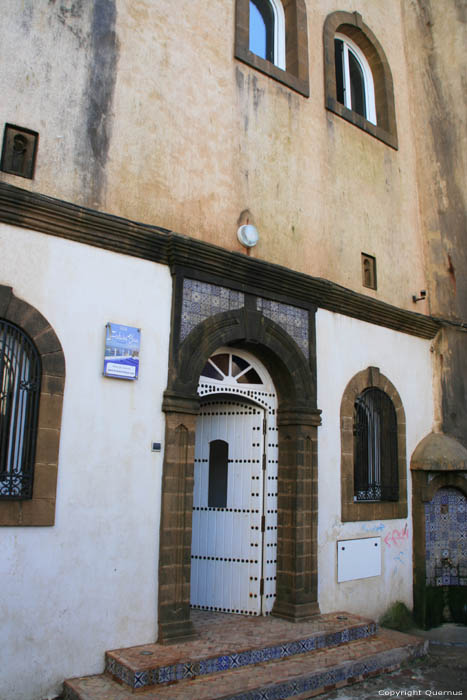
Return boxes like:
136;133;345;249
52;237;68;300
272;408;321;622
158;392;199;643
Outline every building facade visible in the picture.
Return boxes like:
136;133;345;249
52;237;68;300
0;2;465;698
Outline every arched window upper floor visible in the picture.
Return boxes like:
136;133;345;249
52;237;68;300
0;285;65;526
340;366;407;522
235;0;309;97
249;0;285;70
324;11;398;149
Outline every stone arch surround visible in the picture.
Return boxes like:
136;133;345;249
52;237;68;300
323;10;398;148
158;308;321;643
411;432;467;627
340;365;407;522
0;284;65;526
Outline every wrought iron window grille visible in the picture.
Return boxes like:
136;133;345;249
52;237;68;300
0;320;41;500
353;387;398;502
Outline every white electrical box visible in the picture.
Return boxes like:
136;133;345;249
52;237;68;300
337;537;381;582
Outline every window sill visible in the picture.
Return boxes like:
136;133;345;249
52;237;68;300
235;46;309;97
326;97;398;150
342;498;407;522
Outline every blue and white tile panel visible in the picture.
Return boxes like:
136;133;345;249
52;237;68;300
256;298;309;358
180;279;310;361
223;644;426;700
425;486;467;587
180;279;244;341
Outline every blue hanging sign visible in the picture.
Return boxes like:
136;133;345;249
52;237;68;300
104;322;141;380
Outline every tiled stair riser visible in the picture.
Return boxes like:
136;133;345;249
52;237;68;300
62;637;428;700
106;622;377;691
220;643;427;700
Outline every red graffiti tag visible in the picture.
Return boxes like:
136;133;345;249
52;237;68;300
384;523;409;547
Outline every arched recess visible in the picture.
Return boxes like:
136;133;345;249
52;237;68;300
340;366;407;522
323;11;398;148
0;284;65;526
158;308;321;643
411;432;467;628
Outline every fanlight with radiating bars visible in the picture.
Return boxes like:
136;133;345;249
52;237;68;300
201;352;263;386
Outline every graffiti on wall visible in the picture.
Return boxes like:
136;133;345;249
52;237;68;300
361;521;410;572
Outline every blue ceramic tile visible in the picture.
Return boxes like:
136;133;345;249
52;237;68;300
134;671;149;689
199;657;218;675
250;649;264;663
216;655;231;671
181;279;244;341
257;298;309;357
425;487;467;586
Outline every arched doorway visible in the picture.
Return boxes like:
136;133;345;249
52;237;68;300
158;307;321;643
411;432;467;628
191;349;278;615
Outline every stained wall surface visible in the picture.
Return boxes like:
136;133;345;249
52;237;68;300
0;224;172;700
0;0;427;310
401;0;467;447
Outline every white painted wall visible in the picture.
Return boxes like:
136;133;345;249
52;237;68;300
0;226;436;698
316;309;434;619
0;225;172;700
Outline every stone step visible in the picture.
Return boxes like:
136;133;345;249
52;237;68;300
63;628;427;700
105;611;376;691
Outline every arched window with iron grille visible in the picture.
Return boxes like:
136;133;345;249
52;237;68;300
353;387;398;502
0;320;41;499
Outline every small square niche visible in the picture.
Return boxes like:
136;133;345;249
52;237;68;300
361;253;377;290
1;124;39;179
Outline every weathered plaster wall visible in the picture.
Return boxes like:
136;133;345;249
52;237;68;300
0;1;427;311
0;225;171;700
316;309;434;617
0;1;119;209
402;0;467;447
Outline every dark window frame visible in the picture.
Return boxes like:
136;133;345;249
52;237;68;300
235;0;310;97
353;387;399;502
249;0;275;64
323;11;398;149
0;124;39;179
361;253;377;290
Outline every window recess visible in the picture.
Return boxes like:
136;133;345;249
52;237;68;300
235;0;310;97
323;11;398;148
353;388;399;502
249;0;285;70
362;253;377;290
340;366;407;522
334;34;376;125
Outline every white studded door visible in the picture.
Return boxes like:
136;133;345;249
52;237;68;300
191;398;265;615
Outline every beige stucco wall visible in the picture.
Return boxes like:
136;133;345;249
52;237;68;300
0;1;430;311
401;0;467;446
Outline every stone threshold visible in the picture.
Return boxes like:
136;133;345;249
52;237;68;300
63;628;427;700
105;611;377;691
